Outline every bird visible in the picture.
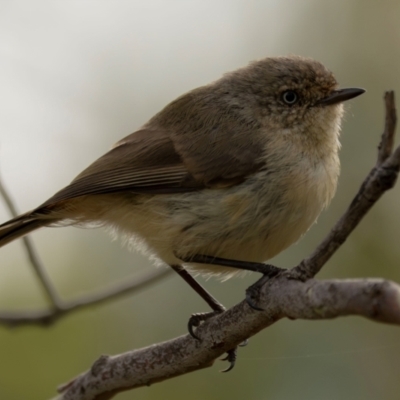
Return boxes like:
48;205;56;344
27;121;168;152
0;55;365;370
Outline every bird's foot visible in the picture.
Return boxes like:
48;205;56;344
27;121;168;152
220;347;237;373
188;310;224;340
188;309;248;372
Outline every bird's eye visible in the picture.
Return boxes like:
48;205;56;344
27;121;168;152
282;90;299;105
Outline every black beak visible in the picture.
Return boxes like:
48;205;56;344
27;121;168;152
317;88;365;106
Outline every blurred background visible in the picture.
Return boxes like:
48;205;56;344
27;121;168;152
0;1;399;399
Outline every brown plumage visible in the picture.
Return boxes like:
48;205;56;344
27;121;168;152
0;56;364;279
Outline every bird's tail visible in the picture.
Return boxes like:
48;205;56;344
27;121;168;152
0;211;48;248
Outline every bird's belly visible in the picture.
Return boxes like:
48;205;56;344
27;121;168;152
109;166;334;278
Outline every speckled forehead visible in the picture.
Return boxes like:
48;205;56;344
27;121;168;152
270;58;338;92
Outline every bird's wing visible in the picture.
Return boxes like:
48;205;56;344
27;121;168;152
40;124;264;208
40;129;196;207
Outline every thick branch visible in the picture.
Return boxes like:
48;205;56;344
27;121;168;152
53;276;400;400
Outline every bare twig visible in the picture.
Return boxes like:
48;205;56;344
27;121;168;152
378;91;397;164
0;178;62;308
291;91;399;280
0;268;172;326
0;173;173;326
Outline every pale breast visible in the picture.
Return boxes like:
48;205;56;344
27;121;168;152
98;150;339;279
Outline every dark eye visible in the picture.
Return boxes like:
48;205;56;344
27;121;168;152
282;90;299;105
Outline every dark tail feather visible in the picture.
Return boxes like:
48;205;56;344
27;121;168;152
0;212;47;248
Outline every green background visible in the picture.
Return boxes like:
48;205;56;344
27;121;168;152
0;1;399;399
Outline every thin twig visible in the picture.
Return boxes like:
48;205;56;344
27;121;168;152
0;268;172;326
0;172;173;326
0;177;62;308
291;91;399;280
378;91;397;164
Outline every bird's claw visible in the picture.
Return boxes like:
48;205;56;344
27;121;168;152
187;310;247;372
188;310;224;340
220;348;237;373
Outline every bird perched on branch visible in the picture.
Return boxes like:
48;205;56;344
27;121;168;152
0;55;364;370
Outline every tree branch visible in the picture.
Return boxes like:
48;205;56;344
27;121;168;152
52;277;400;400
0;268;172;326
0;177;173;327
0;178;63;308
291;91;398;280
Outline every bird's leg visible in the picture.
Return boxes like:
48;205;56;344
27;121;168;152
170;264;225;338
170;264;240;372
177;254;284;310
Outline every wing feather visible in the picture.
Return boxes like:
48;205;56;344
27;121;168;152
41;129;200;207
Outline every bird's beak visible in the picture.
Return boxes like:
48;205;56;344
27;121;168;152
317;88;365;106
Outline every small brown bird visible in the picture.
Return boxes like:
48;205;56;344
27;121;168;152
0;56;364;370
